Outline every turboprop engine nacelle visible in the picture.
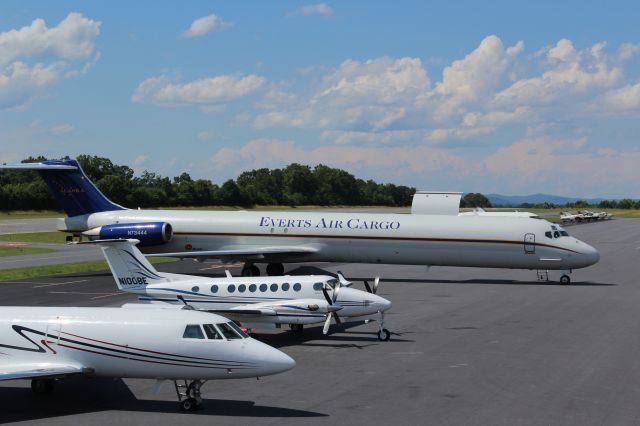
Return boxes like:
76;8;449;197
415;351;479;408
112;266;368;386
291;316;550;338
83;222;173;247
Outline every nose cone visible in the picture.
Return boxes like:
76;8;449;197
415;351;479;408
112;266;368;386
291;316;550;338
248;339;295;376
373;294;392;312
576;240;600;268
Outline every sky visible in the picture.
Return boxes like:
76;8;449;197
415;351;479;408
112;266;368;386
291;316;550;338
1;1;640;198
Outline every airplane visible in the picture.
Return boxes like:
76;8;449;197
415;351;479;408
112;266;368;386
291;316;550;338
89;239;393;341
0;304;295;411
560;211;584;223
0;159;600;284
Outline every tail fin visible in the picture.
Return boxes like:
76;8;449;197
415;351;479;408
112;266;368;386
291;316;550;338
0;159;126;217
94;239;168;291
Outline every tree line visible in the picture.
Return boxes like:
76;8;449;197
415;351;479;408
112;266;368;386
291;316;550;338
0;155;416;211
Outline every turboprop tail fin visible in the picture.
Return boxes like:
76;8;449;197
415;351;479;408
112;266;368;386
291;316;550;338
91;239;169;290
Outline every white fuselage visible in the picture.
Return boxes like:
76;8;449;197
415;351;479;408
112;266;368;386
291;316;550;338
131;275;391;326
0;307;294;380
64;209;600;270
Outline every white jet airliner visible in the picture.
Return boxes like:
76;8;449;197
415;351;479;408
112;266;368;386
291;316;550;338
0;159;600;284
0;305;294;411
91;239;393;340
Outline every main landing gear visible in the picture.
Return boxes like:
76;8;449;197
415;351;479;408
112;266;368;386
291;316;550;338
240;263;285;276
290;324;304;332
175;379;206;411
560;274;571;285
31;379;54;394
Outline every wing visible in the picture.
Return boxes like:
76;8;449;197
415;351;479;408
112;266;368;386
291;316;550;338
0;361;85;381
146;245;318;260
209;305;279;317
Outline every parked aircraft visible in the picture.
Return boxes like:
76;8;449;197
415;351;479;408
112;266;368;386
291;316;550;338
0;305;294;411
0;159;600;284
90;239;392;340
459;207;540;219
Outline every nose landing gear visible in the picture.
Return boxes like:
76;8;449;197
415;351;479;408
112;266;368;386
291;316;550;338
175;379;206;411
376;311;391;342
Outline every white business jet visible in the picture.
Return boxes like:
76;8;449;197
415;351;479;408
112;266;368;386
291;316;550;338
91;239;393;340
0;305;294;411
0;159;600;284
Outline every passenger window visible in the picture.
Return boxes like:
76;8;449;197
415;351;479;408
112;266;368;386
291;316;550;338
228;284;236;293
545;231;552;239
270;283;278;292
293;283;301;291
249;284;257;292
238;284;246;293
192;286;200;293
313;282;323;291
282;283;290;291
260;284;268;292
211;285;218;293
203;324;222;339
217;322;243;340
554;231;560;238
183;325;205;339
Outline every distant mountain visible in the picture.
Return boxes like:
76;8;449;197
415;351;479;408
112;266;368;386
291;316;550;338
486;193;605;206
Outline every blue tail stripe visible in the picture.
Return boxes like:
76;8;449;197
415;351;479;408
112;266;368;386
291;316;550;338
38;159;126;217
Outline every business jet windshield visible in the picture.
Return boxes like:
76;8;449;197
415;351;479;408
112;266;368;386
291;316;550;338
183;322;249;340
545;225;570;239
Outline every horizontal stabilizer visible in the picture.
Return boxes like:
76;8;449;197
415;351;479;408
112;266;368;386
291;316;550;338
0;363;85;381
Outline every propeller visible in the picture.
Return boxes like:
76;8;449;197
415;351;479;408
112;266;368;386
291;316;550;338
322;283;342;335
363;276;381;294
336;271;352;287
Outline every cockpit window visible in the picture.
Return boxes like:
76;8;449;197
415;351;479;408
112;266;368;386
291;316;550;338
313;282;323;291
545;231;553;239
553;231;560;238
560;230;569;236
326;279;338;288
227;321;249;338
216;322;244;340
203;324;222;339
183;324;205;339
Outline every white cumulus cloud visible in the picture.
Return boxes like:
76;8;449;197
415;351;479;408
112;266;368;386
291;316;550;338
0;12;101;110
181;14;231;38
287;4;333;17
132;73;265;107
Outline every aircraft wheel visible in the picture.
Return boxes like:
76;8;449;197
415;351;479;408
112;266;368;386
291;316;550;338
377;329;391;341
266;263;284;276
241;265;260;277
290;324;303;332
560;275;571;285
31;379;54;395
180;397;199;411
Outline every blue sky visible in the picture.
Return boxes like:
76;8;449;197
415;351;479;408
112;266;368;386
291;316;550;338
1;1;639;198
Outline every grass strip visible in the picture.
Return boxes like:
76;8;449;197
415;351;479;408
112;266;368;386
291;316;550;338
0;232;69;244
0;257;177;282
0;247;56;257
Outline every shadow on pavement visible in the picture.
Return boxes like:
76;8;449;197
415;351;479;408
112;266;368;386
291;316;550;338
0;377;326;423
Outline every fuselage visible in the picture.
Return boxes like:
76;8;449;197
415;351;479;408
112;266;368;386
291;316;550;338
0;307;294;380
64;209;600;270
130;275;391;325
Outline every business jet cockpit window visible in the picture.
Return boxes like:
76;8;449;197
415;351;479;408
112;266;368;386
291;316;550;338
217;322;247;339
203;324;223;339
183;324;205;339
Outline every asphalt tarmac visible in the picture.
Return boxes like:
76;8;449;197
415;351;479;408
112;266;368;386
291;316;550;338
0;219;638;425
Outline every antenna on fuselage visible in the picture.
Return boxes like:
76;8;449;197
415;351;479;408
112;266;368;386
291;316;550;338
177;295;195;310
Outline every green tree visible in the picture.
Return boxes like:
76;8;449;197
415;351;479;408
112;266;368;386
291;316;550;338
461;193;492;208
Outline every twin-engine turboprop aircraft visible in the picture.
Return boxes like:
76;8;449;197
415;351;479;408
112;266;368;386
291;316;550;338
0;159;600;283
91;239;393;340
0;305;294;411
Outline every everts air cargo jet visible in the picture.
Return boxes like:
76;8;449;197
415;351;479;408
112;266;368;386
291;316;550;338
0;159;600;284
0;305;294;411
90;239;392;340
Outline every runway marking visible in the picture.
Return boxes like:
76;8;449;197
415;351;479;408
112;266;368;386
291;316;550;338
33;279;88;288
0;242;31;247
1;281;54;285
90;292;127;300
392;351;424;355
449;363;468;368
199;263;243;271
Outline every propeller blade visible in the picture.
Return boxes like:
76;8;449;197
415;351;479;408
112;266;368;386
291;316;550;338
333;313;342;325
373;276;380;294
322;287;333;305
363;280;373;293
322;313;332;335
332;284;340;303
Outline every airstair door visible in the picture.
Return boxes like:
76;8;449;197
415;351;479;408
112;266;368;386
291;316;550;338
524;233;535;254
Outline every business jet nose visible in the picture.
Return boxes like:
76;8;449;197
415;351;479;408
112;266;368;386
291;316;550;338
582;242;600;266
250;339;295;376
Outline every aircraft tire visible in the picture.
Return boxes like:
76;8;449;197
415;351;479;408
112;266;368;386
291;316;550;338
31;379;54;395
290;324;303;332
560;275;571;285
377;329;391;341
241;265;260;277
180;397;198;411
266;263;284;276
